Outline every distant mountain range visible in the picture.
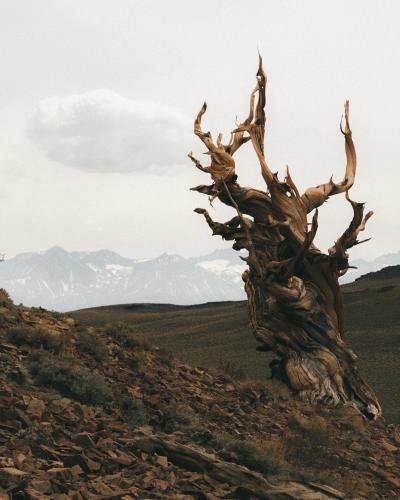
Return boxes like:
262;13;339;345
343;251;400;283
0;246;399;311
0;247;246;311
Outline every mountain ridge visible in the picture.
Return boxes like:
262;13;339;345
0;246;400;311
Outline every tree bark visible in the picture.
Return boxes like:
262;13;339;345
190;56;381;419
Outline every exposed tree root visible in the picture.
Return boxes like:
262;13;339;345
132;434;345;499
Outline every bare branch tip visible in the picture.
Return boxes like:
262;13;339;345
365;210;374;219
197;102;207;118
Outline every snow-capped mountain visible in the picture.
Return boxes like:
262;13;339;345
341;251;400;284
0;246;398;311
0;247;247;311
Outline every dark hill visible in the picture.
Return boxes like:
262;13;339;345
355;264;400;282
71;266;400;424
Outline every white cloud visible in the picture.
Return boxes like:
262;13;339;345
27;89;190;173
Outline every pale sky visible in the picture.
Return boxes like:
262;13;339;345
1;0;399;260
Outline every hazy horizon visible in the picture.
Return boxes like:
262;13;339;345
3;243;400;265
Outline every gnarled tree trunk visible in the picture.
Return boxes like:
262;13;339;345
189;56;381;419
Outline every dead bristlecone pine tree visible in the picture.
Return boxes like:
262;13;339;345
189;56;381;419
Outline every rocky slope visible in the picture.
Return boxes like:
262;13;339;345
0;290;399;498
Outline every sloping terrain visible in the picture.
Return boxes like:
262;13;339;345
72;266;400;424
1;289;400;498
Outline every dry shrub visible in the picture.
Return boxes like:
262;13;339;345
0;288;13;307
238;377;291;402
27;350;112;406
104;321;150;350
117;394;148;427
7;326;64;352
159;402;198;433
331;405;367;434
77;329;109;362
155;347;174;367
334;474;371;498
284;414;337;468
215;434;286;475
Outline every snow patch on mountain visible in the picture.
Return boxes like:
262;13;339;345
0;246;398;311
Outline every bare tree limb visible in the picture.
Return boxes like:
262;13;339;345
301;101;357;212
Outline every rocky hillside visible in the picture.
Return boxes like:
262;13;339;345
1;290;399;498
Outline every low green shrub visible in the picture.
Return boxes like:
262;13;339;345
117;394;147;427
104;321;150;350
7;326;63;352
27;351;112;405
159;402;195;433
77;329;109;362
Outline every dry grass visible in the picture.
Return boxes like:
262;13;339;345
284;414;337;468
116;394;148;427
237;377;292;403
77;328;109;363
103;321;151;351
214;433;286;475
27;350;112;406
7;325;64;352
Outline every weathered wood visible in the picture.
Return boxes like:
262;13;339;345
190;56;381;419
132;434;345;499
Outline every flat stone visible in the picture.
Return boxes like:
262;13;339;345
154;479;169;491
349;441;363;452
22;487;49;500
30;479;52;494
47;467;73;481
155;455;168;468
83;455;101;472
71;464;84;477
74;432;95;448
0;466;29;487
27;397;46;419
16;453;27;465
381;438;398;453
